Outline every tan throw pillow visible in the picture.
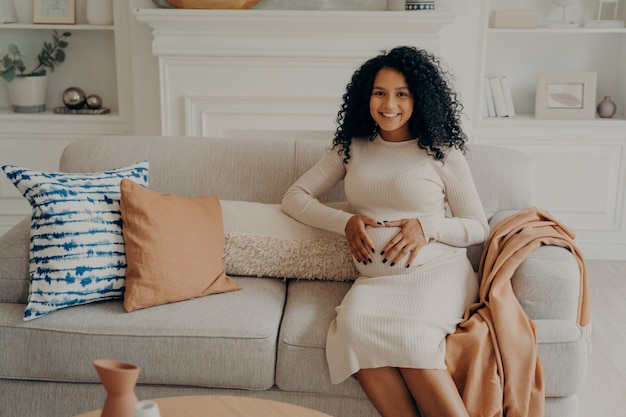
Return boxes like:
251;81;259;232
120;179;241;312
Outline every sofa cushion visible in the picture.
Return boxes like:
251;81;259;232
0;218;30;304
120;179;242;312
276;281;588;398
221;200;358;281
276;280;365;398
1;162;149;321
0;276;284;390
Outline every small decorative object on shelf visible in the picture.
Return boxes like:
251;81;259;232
13;0;34;23
535;72;597;120
405;0;435;10
0;0;18;23
585;0;625;28
86;94;103;109
53;106;111;114
596;96;617;118
0;30;71;113
93;359;140;417
547;0;580;28
55;89;110;114
62;86;86;109
387;0;405;11
33;0;76;24
86;0;113;25
489;9;538;28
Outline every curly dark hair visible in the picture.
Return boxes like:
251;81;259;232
332;46;467;162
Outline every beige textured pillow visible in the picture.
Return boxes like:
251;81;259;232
120;179;242;312
221;200;358;281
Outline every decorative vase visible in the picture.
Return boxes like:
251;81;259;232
597;96;617;118
93;359;140;417
5;75;48;113
86;0;113;25
12;0;33;23
387;0;405;10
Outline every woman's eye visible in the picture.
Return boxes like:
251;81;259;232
373;91;384;97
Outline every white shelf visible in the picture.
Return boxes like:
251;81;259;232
0;23;114;31
489;27;626;34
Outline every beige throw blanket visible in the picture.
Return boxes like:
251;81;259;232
446;207;590;417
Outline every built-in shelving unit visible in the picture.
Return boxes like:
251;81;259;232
0;1;131;234
470;0;626;259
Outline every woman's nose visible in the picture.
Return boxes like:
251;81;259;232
383;96;397;107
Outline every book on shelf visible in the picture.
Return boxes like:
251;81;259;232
489;77;508;117
483;79;496;118
483;76;516;119
500;76;516;118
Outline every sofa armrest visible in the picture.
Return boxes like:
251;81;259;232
0;217;31;304
489;210;581;322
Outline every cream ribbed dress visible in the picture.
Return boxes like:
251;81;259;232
281;136;489;384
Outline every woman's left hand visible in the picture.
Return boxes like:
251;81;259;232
380;218;427;267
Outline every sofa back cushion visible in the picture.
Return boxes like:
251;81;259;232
60;136;532;215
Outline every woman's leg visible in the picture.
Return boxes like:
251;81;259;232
399;368;469;417
356;367;421;417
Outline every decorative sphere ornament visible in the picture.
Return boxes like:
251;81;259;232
63;87;86;110
86;94;103;109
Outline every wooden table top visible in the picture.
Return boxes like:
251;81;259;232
76;395;334;417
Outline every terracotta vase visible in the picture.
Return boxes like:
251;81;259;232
93;359;140;417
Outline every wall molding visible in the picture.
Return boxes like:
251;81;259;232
184;95;339;138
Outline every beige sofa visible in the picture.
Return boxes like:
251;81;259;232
0;136;587;417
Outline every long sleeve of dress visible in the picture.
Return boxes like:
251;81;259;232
418;149;489;248
281;149;354;236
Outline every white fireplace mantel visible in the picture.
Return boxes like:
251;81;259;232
134;8;457;137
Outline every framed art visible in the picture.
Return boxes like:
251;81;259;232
535;72;597;120
33;0;76;24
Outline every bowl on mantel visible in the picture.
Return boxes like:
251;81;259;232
166;0;261;8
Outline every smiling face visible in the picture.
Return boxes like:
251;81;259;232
369;67;414;142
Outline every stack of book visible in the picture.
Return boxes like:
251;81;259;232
483;76;516;118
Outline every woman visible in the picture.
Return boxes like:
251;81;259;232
281;46;488;417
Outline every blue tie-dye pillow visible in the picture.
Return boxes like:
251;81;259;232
2;162;149;321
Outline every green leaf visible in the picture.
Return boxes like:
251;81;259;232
1;55;12;68
59;41;69;49
14;59;25;73
1;67;16;82
54;50;66;63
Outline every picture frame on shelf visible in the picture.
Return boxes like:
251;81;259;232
33;0;76;24
535;72;597;120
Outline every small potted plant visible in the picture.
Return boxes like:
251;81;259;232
1;30;71;113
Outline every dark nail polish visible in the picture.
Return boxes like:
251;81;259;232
382;259;387;264
406;264;410;268
377;222;382;225
380;251;385;256
368;258;373;263
390;262;395;267
371;248;375;253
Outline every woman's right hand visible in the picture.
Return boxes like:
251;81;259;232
345;215;380;265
